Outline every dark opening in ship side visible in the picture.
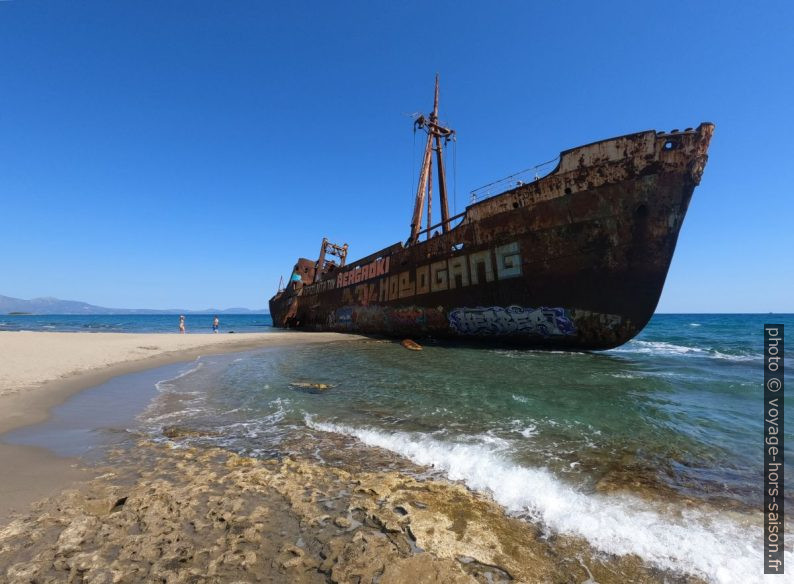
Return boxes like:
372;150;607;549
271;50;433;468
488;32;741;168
269;78;714;350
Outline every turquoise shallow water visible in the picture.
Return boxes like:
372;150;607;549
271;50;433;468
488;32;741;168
5;314;792;582
132;313;792;582
142;314;791;508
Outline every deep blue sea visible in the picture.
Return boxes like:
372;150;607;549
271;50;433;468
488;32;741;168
4;313;792;582
0;313;273;333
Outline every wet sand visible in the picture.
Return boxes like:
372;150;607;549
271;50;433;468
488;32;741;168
0;331;363;522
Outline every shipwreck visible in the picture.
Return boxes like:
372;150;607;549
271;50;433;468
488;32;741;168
269;77;714;350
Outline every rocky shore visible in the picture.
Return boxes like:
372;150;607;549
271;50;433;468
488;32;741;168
0;437;703;584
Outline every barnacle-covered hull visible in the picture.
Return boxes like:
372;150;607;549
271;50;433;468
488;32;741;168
269;123;713;350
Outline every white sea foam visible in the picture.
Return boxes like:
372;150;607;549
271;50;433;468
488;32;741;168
511;394;529;403
709;350;760;362
305;417;790;584
475;431;512;450
610;340;759;362
154;359;204;392
612;340;706;356
145;406;206;425
519;425;538;438
609;372;643;379
509;419;538;438
222;416;283;438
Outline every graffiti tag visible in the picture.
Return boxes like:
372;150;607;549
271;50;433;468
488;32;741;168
448;306;576;337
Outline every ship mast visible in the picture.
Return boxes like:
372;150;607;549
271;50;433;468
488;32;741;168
408;75;455;245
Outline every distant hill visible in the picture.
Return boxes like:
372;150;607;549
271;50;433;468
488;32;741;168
0;295;267;315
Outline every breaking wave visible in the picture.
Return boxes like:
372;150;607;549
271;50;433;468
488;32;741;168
305;417;788;584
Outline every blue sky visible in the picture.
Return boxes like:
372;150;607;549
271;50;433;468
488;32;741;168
1;1;791;312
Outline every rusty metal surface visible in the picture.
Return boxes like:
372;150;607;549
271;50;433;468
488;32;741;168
314;238;349;283
409;75;455;244
269;122;714;350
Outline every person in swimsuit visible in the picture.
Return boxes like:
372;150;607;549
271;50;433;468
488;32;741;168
213;316;219;333
179;315;186;334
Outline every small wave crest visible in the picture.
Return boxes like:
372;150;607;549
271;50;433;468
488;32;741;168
614;340;705;355
609;372;643;379
709;350;759;362
305;417;789;583
610;340;758;362
154;359;204;392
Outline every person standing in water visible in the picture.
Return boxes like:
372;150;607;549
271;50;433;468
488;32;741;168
179;315;186;334
212;316;219;333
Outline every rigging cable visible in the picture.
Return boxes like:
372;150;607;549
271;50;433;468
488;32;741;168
452;137;457;216
410;125;417;205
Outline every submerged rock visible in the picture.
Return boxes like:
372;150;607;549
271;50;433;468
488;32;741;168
289;381;332;393
161;425;220;440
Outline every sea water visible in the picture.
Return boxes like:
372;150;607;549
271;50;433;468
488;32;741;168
135;313;793;582
0;313;272;333
9;313;794;582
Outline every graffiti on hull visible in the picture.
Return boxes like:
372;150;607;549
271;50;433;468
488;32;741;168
328;305;447;333
448;306;576;337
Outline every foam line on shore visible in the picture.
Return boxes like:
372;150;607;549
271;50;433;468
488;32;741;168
154;358;204;391
306;416;790;584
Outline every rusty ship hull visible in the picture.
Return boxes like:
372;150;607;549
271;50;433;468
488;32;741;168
269;122;713;350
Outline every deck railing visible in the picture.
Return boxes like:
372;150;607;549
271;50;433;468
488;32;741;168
468;157;559;204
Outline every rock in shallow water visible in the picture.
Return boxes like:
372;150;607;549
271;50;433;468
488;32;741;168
161;425;221;439
289;381;332;393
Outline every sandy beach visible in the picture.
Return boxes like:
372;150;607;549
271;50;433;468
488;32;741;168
0;331;362;523
0;331;362;402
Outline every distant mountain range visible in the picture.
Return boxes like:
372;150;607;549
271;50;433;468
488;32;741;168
0;295;267;315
